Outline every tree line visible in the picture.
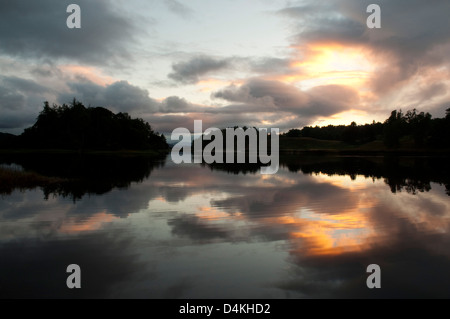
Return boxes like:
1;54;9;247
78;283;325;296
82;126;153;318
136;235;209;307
282;108;450;148
3;99;168;151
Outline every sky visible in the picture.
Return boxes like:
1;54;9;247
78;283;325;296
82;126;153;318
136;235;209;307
1;0;450;135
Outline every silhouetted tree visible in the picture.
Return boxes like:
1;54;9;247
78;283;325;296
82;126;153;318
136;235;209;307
279;108;449;150
19;99;168;151
383;110;404;148
404;109;432;146
342;121;358;144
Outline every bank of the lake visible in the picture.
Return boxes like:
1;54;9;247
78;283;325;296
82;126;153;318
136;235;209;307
279;136;450;156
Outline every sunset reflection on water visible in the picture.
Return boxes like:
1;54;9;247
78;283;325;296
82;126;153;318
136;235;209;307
1;155;449;298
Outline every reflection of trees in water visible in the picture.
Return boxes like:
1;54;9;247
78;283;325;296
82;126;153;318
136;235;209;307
281;155;450;196
0;153;166;201
200;162;261;175
3;153;449;199
203;155;450;196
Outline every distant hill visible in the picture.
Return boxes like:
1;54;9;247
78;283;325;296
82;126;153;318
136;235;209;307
0;132;18;148
1;99;169;152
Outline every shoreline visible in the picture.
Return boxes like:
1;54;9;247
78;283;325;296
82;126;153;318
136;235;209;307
278;148;450;156
0;148;170;157
1;147;449;157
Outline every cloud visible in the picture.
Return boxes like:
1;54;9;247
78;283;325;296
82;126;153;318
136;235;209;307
0;0;138;66
1;76;49;94
249;57;293;75
59;79;160;113
0;76;50;132
212;78;359;118
413;83;448;105
282;0;450;97
160;96;191;112
0;70;360;135
165;0;194;19
168;56;231;84
0;83;26;112
60;78;217;115
3;0;450;134
145;112;266;134
167;55;294;85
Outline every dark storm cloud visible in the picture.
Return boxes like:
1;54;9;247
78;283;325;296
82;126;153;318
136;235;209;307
160;96;191;112
278;1;365;42
59;77;219;117
286;8;367;45
0;76;48;131
0;84;26;111
103;81;158;112
0;72;356;134
306;85;359;116
281;0;450;47
31;65;60;78
59;79;160;113
0;76;49;109
212;78;358;118
168;56;231;84
1;76;49;94
168;55;294;84
0;0;137;66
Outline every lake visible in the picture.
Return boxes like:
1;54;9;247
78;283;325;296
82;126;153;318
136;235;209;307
0;154;449;298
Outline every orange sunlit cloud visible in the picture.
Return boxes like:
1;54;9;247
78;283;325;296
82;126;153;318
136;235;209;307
280;43;375;89
60;65;116;86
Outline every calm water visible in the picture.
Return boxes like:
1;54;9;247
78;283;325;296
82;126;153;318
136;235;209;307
0;154;449;298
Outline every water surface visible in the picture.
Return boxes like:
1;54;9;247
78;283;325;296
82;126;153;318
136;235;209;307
0;154;449;298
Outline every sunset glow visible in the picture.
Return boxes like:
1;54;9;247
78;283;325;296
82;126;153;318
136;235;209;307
2;0;450;301
290;43;374;88
2;1;449;135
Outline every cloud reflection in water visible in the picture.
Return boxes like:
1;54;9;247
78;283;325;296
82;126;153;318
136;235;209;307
0;155;449;298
